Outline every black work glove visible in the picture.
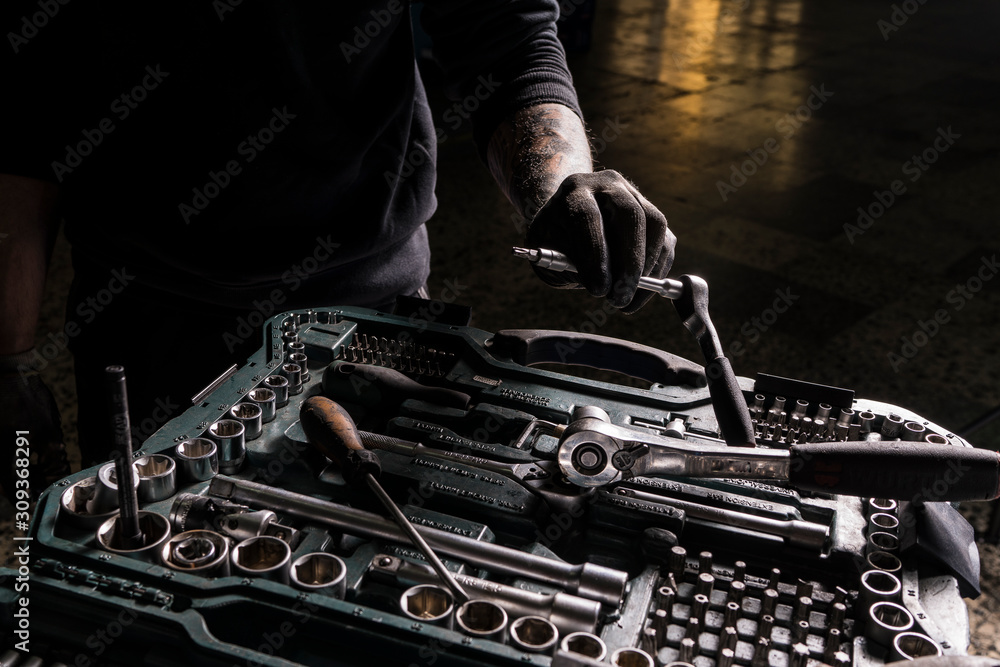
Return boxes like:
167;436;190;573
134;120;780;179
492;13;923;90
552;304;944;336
526;170;674;314
1;350;70;503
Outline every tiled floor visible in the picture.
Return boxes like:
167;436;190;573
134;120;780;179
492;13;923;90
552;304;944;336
4;0;998;659
423;0;1000;656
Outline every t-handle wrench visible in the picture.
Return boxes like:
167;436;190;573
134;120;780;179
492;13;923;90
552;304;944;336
513;247;755;446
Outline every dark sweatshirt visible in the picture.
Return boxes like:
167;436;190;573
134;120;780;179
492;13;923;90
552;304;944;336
3;0;581;308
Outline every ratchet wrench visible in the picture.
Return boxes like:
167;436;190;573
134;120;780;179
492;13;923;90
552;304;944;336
513;247;755;447
556;406;1000;501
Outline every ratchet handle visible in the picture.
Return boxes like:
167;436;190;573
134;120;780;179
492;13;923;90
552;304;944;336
706;355;756;447
300;396;381;484
788;441;1000;501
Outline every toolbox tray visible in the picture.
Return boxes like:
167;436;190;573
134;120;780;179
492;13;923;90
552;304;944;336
2;306;976;666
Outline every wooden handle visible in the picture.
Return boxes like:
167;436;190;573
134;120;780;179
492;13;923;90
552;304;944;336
300;396;380;483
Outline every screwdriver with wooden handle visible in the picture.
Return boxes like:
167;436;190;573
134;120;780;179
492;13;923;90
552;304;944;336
299;396;469;603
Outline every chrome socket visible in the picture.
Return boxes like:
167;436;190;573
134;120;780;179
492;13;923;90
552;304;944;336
866;498;898;517
231;535;291;583
230;402;263;441
288;352;310;382
867;531;900;555
891;631;943;661
281;362;303;395
869;512;900;535
59;476;118;529
161;529;230;576
220;509;277;542
510;615;558;653
248;387;277;423
401;585;454;629
902;421;926;441
89;461;141;515
867;550;902;574
175;438;219;482
263;375;289;408
208;419;246;474
560;632;606;661
867;601;914;647
881;414;904;439
134;454;177;502
611;648;654;667
96;510;171;562
858;411;876;433
859;569;901;612
456;599;508;643
290;552;347;599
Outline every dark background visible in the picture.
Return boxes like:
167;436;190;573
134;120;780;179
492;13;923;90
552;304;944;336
7;0;1000;656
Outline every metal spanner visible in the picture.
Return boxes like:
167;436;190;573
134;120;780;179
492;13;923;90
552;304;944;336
555;406;1000;502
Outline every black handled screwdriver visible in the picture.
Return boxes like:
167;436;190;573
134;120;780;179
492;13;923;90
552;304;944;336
300;396;469;603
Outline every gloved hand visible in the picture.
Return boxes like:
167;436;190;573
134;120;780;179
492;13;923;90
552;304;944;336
526;170;674;314
1;350;70;503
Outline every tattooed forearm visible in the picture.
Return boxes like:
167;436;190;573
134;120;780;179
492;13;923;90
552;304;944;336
487;103;592;220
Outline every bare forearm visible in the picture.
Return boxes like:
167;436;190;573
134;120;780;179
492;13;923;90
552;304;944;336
486;103;593;220
0;174;60;355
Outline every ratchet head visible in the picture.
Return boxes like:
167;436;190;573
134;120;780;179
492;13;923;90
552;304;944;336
556;407;636;487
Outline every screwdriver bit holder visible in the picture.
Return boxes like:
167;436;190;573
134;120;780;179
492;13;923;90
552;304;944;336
8;305;979;666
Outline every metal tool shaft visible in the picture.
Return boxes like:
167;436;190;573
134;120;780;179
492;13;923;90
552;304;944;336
106;365;142;549
208;475;627;607
370;555;600;634
364;474;468;603
512;247;684;299
616;487;828;550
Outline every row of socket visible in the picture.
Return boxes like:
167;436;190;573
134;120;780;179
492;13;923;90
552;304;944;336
750;395;945;446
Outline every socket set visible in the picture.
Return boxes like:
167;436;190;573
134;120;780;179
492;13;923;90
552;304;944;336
2;305;984;666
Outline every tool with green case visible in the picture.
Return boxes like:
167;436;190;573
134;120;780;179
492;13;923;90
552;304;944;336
2;300;992;666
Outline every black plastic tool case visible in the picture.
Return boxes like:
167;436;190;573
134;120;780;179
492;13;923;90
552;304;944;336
1;306;975;666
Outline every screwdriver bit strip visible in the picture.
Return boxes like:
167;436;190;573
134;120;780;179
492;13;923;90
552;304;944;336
20;306;979;665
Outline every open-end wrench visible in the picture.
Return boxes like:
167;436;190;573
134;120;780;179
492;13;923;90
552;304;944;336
556;407;1000;501
513;248;755;446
